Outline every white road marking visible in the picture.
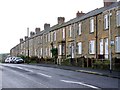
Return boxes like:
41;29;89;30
16;67;23;69
60;80;101;90
25;69;34;72
5;68;49;88
37;73;52;78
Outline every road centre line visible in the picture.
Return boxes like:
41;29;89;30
76;70;102;75
37;72;52;78
6;68;49;88
16;67;23;70
5;65;52;78
24;69;34;72
60;80;101;90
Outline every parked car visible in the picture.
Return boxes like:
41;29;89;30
14;57;24;64
10;57;16;63
5;58;10;63
5;57;12;63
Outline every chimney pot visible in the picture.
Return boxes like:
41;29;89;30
30;32;35;37
20;38;23;43
104;0;117;7
44;23;50;30
57;17;65;24
35;28;40;34
76;11;85;17
24;36;28;40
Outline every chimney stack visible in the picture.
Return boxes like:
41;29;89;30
20;38;23;43
76;11;85;17
104;0;117;7
44;23;50;30
30;32;35;37
57;17;65;24
35;28;40;34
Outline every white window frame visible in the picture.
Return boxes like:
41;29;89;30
89;40;95;54
53;31;56;41
116;10;120;27
115;36;120;53
104;14;109;30
46;48;48;56
78;42;82;54
59;44;62;55
40;48;42;56
100;39;103;55
51;32;53;42
62;28;65;39
78;23;82;35
48;33;50;42
69;25;72;37
49;47;51;56
90;18;94;33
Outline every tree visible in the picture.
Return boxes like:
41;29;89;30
50;42;58;64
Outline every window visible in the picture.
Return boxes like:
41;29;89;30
40;48;42;55
59;45;62;55
51;33;53;42
104;14;109;30
62;28;65;39
46;34;48;42
78;42;82;54
49;47;51;56
69;26;72;37
115;36;120;53
48;33;50;42
90;18;94;33
78;23;82;35
62;44;65;55
68;44;71;55
89;40;95;54
100;39;103;55
46;48;48;56
116;10;120;27
40;36;42;43
50;47;52;57
53;31;56;41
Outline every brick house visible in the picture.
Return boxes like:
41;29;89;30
10;0;120;64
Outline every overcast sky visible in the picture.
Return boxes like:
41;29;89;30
0;0;110;54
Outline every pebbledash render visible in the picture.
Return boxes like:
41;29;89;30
10;0;120;63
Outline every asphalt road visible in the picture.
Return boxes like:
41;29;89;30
1;63;119;89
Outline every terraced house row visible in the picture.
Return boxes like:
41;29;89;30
10;0;120;63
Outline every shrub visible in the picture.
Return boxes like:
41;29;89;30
29;56;39;63
61;58;71;66
93;60;109;70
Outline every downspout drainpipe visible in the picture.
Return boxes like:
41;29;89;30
96;15;98;60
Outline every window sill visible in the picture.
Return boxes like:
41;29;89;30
104;28;109;30
78;34;82;36
116;25;120;28
89;53;95;55
76;54;82;55
89;32;94;34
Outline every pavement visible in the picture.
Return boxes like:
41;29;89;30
32;63;120;79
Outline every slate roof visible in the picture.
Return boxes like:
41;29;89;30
50;1;119;30
22;1;120;42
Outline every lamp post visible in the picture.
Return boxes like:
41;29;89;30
109;11;112;73
27;27;29;63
